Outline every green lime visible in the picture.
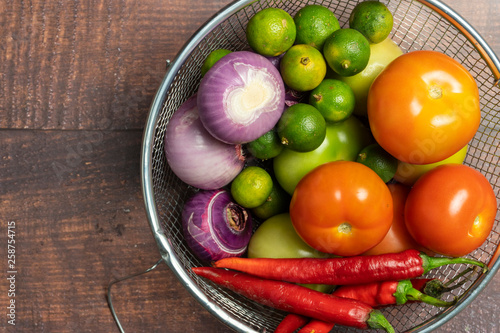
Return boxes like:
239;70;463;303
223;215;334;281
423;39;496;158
280;44;327;92
294;4;340;50
349;1;394;44
331;37;403;117
231;166;273;208
309;79;356;122
251;183;291;220
201;49;232;76
276;103;326;152
356;143;398;183
323;28;371;77
246;8;296;57
246;129;284;160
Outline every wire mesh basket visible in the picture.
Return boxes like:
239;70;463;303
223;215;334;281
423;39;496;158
140;0;500;331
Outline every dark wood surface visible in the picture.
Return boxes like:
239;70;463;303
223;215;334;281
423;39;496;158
0;0;498;332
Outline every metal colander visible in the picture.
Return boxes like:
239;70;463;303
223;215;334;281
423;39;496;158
140;0;500;332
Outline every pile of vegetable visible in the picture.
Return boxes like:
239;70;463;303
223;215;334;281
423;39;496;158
163;1;498;331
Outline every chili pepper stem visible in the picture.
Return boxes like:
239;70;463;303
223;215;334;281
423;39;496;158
367;309;395;333
395;280;456;307
442;267;479;290
421;279;446;298
420;253;488;274
406;287;457;307
423;267;478;297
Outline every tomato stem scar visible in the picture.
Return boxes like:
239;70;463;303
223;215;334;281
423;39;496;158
429;85;442;99
339;222;352;234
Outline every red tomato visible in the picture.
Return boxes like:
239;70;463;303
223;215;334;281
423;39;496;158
404;164;497;257
368;50;480;165
289;161;393;256
363;183;432;256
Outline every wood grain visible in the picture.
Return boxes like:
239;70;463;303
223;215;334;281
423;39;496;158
0;0;498;332
0;0;230;130
0;129;233;332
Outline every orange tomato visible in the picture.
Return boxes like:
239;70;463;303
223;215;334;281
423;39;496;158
368;50;480;165
363;182;431;256
289;161;393;256
404;164;497;257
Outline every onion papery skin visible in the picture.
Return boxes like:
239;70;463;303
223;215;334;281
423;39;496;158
182;189;253;262
265;53;285;70
164;94;245;190
285;86;306;107
197;51;286;144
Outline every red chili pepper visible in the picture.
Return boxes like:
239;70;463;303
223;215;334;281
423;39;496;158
297;319;333;333
333;279;456;307
276;279;450;333
192;267;395;333
214;249;487;285
274;314;308;333
409;278;434;295
277;268;478;333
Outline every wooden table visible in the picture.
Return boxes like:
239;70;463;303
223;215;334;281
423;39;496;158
1;0;498;332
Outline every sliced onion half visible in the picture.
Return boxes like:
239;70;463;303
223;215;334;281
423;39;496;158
197;51;286;144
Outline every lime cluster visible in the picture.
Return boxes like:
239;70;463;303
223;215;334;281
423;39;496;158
197;2;398;222
238;3;395;159
230;165;291;221
230;2;398;206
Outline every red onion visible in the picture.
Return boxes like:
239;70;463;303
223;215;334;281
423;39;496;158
182;189;253;262
164;94;245;190
197;51;286;144
265;53;285;70
285;86;306;107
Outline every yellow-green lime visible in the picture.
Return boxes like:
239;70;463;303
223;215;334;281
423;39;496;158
356;143;398;183
309;79;356;122
246;129;284;160
294;4;340;50
280;44;327;92
231;166;273;209
246;8;296;57
251;183;291;220
394;144;468;186
276;103;326;152
323;28;371;77
349;1;394;44
201;49;232;77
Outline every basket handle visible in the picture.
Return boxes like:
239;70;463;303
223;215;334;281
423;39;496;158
417;0;500;88
106;258;165;333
